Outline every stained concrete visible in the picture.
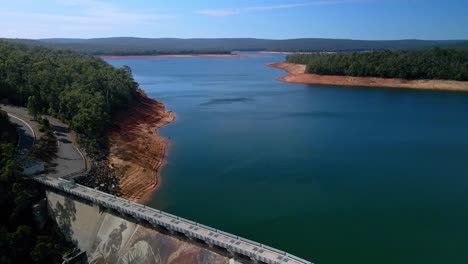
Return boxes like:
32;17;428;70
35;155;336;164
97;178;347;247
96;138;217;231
47;190;231;264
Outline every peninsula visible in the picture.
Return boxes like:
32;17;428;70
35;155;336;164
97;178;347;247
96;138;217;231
268;49;468;91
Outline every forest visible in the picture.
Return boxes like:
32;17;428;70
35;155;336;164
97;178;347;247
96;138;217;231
0;41;139;155
0;109;72;263
0;42;136;262
4;37;467;55
286;48;468;81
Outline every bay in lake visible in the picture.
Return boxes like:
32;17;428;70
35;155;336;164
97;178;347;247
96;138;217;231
107;53;468;264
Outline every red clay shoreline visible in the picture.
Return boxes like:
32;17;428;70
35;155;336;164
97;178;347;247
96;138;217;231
109;90;175;203
100;54;243;59
267;62;468;91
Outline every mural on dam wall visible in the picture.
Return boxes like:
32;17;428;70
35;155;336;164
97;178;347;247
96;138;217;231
46;190;230;264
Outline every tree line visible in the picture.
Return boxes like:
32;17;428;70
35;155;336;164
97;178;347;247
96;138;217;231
0;41;139;155
6;38;468;55
286;48;468;81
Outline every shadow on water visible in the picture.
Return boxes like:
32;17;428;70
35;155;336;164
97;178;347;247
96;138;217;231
200;97;254;106
269;111;343;120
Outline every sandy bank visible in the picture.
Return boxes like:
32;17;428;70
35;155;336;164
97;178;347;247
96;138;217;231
259;51;295;54
100;54;242;59
109;90;175;203
267;62;468;91
260;51;337;55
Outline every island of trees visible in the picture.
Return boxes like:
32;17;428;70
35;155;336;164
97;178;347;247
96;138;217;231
286;48;468;81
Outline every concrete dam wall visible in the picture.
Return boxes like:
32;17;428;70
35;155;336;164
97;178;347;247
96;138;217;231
46;190;232;264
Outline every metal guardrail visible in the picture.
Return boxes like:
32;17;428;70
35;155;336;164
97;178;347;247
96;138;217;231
35;176;313;264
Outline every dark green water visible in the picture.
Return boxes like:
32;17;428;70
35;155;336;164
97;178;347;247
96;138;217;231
107;54;468;264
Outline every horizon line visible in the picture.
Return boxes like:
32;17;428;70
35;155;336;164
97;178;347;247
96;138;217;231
3;37;468;42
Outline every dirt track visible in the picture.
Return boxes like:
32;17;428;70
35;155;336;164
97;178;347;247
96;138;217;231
267;62;468;91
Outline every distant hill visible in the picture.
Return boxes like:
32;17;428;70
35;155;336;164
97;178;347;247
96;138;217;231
2;37;467;55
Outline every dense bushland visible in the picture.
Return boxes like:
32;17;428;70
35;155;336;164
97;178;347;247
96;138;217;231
286;48;468;81
6;37;468;55
0;109;72;264
0;41;139;154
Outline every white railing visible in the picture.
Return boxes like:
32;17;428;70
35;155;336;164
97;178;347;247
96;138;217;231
35;176;312;264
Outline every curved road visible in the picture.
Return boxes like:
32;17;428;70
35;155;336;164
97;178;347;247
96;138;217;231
2;104;86;178
7;113;35;158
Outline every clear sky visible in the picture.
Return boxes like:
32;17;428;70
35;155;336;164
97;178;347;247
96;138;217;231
1;0;467;40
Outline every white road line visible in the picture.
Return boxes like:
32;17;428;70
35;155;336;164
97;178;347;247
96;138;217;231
7;113;36;147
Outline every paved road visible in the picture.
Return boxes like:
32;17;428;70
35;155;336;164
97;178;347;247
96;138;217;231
47;118;86;178
7;113;35;158
2;104;86;178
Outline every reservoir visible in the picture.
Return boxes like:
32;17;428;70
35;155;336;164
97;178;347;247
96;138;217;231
107;53;468;264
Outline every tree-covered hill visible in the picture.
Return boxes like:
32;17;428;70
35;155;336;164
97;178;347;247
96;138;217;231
3;37;467;56
286;48;468;81
0;41;139;154
0;109;72;263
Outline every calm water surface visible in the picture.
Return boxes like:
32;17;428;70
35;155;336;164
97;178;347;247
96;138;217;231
107;54;468;264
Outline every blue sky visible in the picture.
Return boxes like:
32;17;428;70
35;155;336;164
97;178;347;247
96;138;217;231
1;0;467;40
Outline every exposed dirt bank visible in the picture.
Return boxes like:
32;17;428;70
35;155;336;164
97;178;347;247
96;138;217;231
259;51;295;54
268;62;306;75
109;90;175;203
100;54;242;59
267;62;468;91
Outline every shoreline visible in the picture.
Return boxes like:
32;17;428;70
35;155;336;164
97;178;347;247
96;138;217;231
259;51;295;54
100;54;242;59
267;62;468;91
109;90;175;203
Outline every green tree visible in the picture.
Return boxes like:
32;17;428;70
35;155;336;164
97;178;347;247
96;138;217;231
31;237;65;263
27;95;41;120
0;41;139;154
286;48;468;81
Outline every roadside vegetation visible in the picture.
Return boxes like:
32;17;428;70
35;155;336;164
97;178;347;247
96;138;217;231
0;41;133;193
0;108;72;263
31;118;57;167
286;48;468;81
0;110;17;145
0;41;139;155
76;159;121;195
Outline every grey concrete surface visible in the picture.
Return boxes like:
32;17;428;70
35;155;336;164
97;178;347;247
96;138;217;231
2;104;86;178
3;104;311;264
47;190;233;264
37;176;312;264
7;113;35;157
